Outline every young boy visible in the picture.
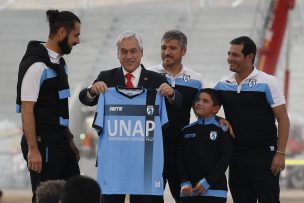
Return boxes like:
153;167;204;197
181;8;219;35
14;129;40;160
177;88;232;203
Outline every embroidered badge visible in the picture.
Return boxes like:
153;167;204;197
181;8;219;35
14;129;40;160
183;74;190;82
147;105;154;115
248;79;257;87
210;131;218;140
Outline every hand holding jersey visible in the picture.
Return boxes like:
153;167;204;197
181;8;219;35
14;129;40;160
158;83;174;98
89;80;174;99
79;31;182;203
89;81;108;96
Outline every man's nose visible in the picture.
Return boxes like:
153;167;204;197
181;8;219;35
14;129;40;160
165;49;171;55
227;55;232;63
125;52;133;58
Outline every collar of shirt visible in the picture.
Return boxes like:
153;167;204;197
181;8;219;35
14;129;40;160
197;115;217;125
158;63;186;78
227;66;259;84
122;65;142;87
44;45;62;64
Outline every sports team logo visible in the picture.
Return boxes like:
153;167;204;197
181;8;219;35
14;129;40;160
248;79;257;87
183;74;190;82
210;131;217;140
147;105;154;115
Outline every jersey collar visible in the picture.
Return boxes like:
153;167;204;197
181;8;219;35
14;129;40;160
158;63;187;77
197;115;217;125
226;66;259;84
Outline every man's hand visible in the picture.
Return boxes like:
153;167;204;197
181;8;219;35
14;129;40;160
181;185;193;196
271;153;285;176
158;83;174;98
219;117;235;138
27;147;42;173
89;81;108;96
194;182;206;196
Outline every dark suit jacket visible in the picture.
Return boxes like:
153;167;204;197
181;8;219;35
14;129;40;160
79;64;182;106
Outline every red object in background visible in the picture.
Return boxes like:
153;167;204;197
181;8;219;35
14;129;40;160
258;0;295;75
287;138;304;154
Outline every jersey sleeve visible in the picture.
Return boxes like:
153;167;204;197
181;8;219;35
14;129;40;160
21;62;45;102
267;76;286;108
92;92;105;135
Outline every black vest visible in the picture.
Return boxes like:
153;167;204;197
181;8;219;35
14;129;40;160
16;41;70;142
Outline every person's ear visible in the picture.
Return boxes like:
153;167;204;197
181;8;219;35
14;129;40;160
247;53;254;63
57;27;67;40
213;105;221;114
182;48;187;56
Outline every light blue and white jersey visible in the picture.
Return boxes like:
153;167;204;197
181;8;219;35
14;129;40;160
93;87;168;195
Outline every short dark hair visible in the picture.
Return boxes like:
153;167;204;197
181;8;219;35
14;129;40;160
230;36;256;64
36;180;65;203
194;88;222;107
161;30;187;48
61;176;100;203
46;10;81;37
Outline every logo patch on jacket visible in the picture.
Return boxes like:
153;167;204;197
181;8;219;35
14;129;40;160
248;79;257;87
147;105;154;115
183;74;190;82
210;131;218;140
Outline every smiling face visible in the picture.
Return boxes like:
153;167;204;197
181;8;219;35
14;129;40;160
227;44;253;74
117;36;143;72
57;22;81;54
193;92;220;118
161;39;186;69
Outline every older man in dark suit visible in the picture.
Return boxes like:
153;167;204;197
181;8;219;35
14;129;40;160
79;31;181;106
79;31;181;203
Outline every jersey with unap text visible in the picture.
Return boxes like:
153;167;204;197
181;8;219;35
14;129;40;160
93;87;168;195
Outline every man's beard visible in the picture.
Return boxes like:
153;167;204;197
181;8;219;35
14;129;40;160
58;36;72;55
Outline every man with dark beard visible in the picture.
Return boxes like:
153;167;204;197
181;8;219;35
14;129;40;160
16;10;81;203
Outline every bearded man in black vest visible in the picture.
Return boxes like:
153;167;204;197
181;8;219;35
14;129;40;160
16;9;81;203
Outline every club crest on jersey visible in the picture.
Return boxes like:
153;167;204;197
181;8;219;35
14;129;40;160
147;105;154;115
248;79;257;87
210;131;217;140
183;74;190;82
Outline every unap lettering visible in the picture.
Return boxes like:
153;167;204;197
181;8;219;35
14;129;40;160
107;120;155;137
